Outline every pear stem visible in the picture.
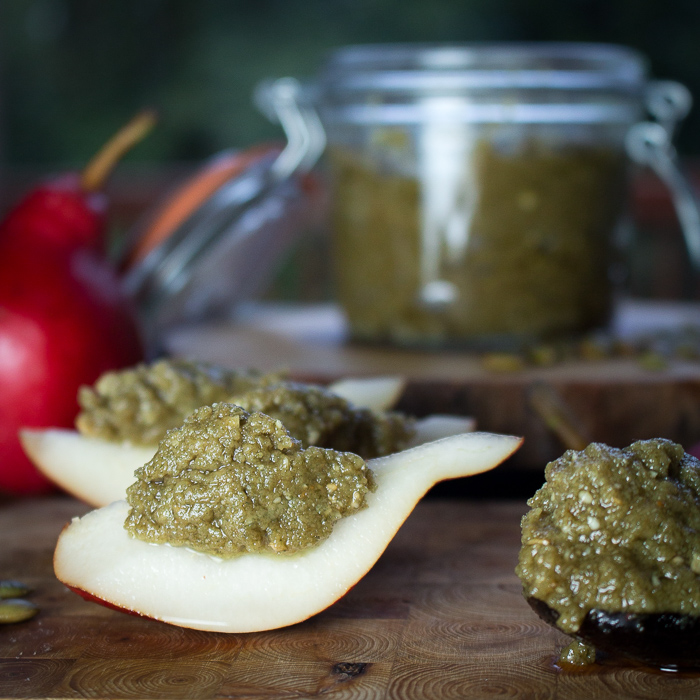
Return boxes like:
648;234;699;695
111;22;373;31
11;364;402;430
80;109;158;192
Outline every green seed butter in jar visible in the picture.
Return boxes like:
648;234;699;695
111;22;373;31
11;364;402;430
312;43;668;348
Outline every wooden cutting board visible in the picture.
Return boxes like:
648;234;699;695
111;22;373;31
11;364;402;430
164;301;700;469
2;495;699;699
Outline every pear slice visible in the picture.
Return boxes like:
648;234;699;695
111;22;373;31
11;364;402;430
327;376;405;412
21;414;476;508
53;431;521;633
406;415;475;446
20;430;153;507
20;374;407;507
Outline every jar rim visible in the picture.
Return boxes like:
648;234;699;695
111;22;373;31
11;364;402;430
319;42;648;94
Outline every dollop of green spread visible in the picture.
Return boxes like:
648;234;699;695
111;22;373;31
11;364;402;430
76;360;414;458
124;402;376;557
76;359;279;446
232;381;414;458
517;439;700;634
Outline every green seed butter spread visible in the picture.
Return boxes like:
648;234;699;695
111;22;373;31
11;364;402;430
232;382;414;458
76;359;279;446
125;403;377;557
517;439;700;634
331;140;624;346
77;360;414;459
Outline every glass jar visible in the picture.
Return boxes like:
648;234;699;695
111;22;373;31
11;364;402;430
309;43;694;349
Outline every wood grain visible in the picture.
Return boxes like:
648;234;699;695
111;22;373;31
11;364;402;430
2;495;700;699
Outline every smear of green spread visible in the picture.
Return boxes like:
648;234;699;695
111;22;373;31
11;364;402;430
517;439;700;634
125;403;376;557
559;640;596;666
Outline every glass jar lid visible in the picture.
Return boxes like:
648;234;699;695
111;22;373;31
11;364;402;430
315;42;649;124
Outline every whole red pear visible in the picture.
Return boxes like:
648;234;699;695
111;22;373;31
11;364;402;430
0;241;144;494
0;112;155;495
0;174;107;254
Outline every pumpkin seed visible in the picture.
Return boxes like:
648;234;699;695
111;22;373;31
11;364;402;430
0;579;31;599
0;598;38;624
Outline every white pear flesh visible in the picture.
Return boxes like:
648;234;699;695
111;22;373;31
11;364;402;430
53;431;521;633
21;414;475;508
328;376;405;411
19;430;154;507
406;415;475;447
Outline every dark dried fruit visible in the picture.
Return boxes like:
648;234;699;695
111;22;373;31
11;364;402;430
528;596;700;670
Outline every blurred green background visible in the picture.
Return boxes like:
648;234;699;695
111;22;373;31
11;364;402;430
0;0;698;303
1;0;700;167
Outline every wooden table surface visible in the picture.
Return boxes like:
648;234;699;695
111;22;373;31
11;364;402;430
2;495;700;699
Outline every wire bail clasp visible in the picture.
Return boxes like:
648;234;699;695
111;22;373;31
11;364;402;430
254;77;326;179
626;80;700;272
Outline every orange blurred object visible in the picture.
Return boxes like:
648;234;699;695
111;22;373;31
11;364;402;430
124;143;281;268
